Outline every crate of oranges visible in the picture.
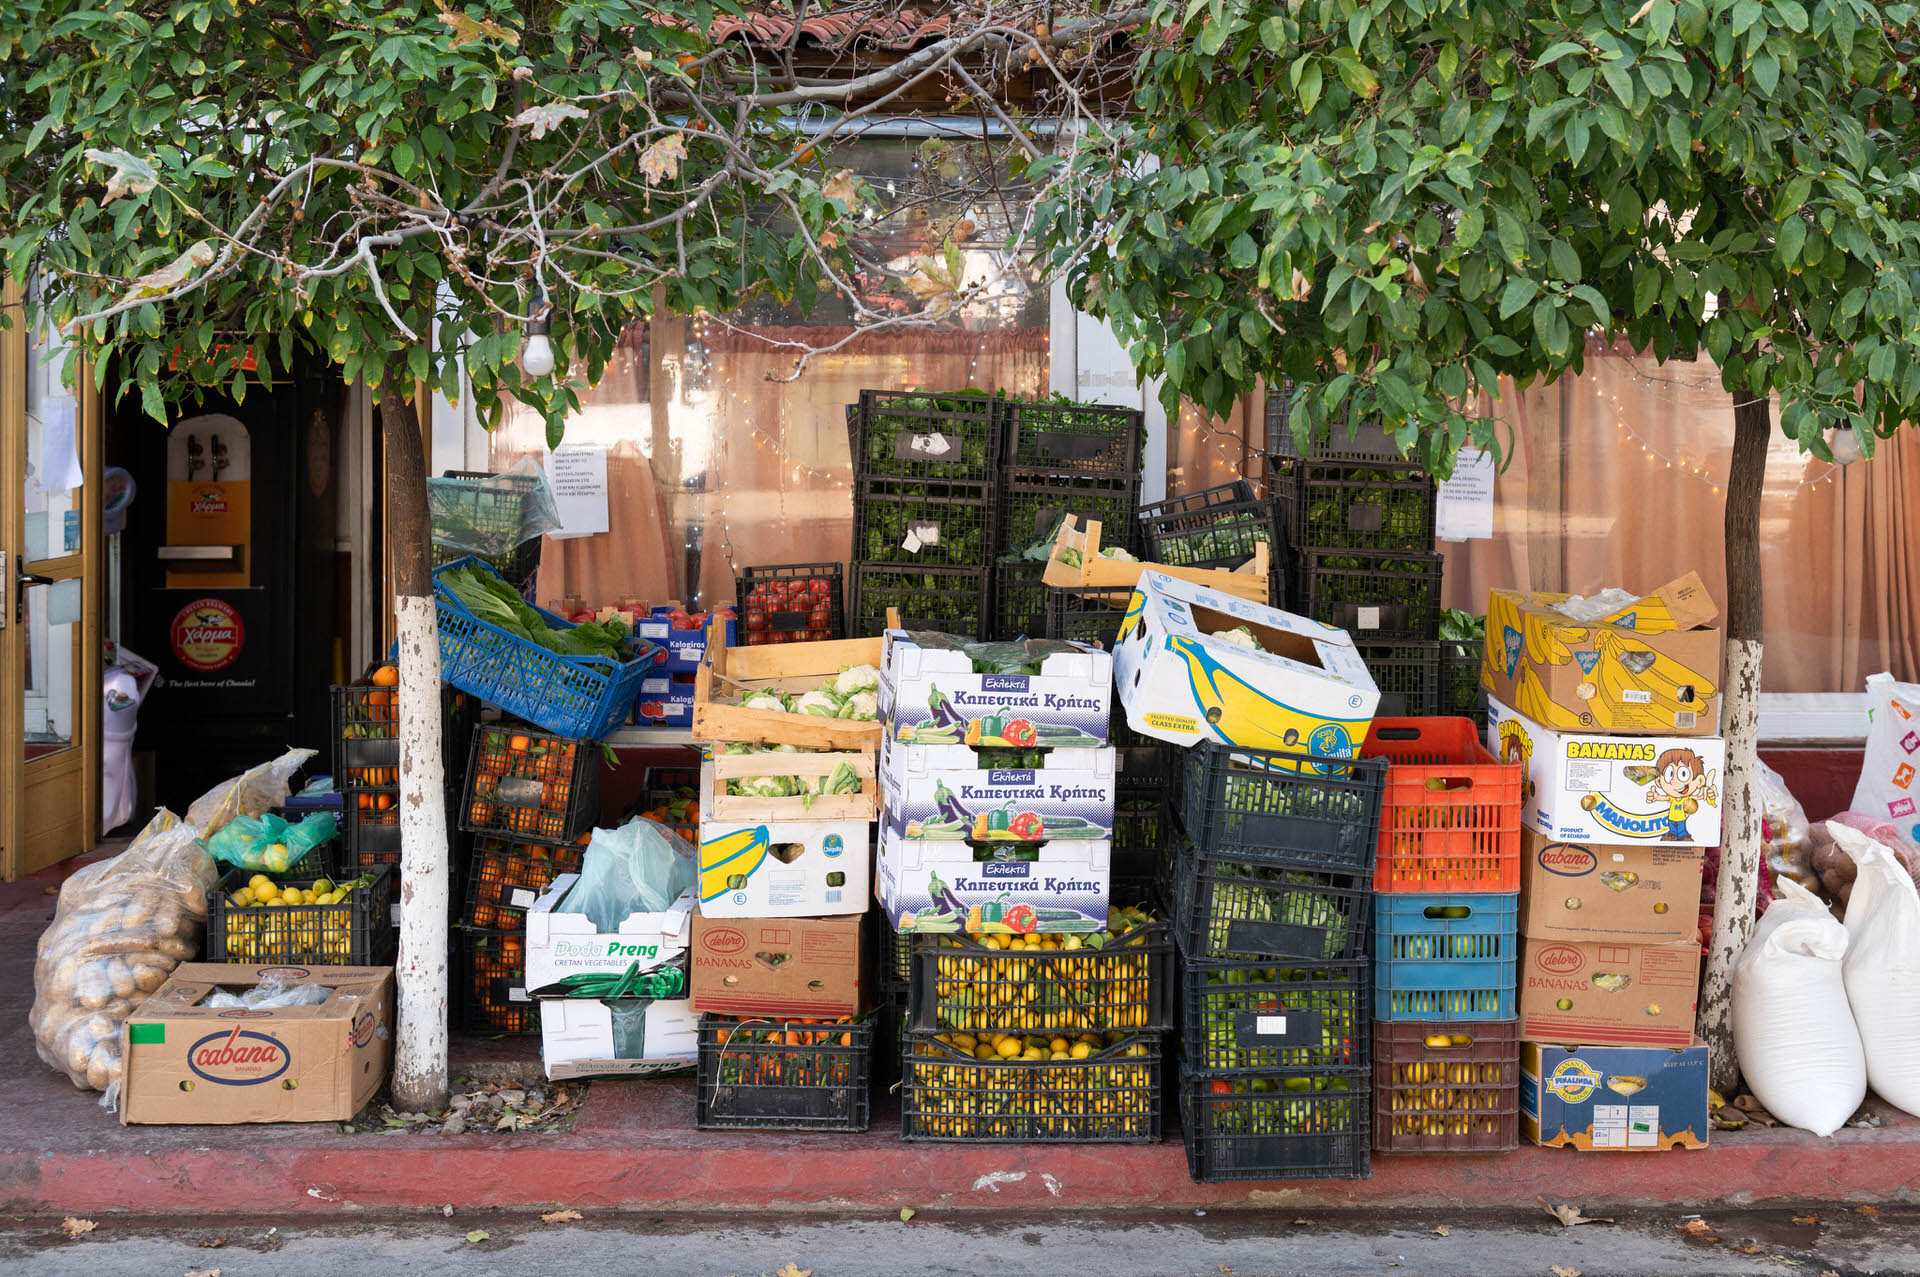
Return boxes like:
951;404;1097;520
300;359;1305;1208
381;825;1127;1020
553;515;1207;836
332;663;478;869
1370;1018;1518;1153
900;1029;1163;1142
695;1015;872;1132
460;724;601;846
464;837;587;929
456;928;537;1033
206;865;395;966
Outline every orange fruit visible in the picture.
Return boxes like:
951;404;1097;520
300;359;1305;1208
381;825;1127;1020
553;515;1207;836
370;664;399;687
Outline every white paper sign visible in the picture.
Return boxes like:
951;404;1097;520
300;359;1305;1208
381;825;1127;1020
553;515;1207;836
544;443;609;539
36;398;84;495
1436;446;1496;541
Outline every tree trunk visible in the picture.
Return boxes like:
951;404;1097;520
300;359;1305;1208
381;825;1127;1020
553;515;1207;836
1698;392;1770;1096
380;393;450;1115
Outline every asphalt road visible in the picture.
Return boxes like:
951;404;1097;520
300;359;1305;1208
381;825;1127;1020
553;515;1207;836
3;1207;1916;1276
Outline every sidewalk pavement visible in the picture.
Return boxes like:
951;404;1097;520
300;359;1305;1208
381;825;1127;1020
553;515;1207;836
7;857;1918;1217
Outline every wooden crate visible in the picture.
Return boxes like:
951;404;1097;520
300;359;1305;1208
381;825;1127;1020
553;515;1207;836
1042;517;1270;603
690;620;886;749
699;751;879;824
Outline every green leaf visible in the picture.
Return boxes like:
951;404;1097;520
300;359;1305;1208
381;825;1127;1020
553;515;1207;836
1298;61;1323;114
1498;277;1540;318
1633;265;1660;316
1535;41;1586;65
1548;240;1581;282
1494;209;1528;269
1777;215;1806;266
393;140;416;174
1566;114;1591;165
1601;63;1635;107
1731;0;1764;35
1751;51;1778;97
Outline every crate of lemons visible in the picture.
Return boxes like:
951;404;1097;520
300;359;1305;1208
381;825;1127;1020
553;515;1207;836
1381;1031;1511;1141
219;872;378;963
903;1029;1160;1141
916;905;1170;1036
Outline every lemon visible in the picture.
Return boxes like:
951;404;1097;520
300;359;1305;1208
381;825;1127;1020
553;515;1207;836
974;1044;997;1061
313;878;335;895
1070;1042;1092;1059
995;1037;1021;1058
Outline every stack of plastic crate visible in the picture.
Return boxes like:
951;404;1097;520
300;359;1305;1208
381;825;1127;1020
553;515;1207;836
329;666;477;882
1167;741;1387;1182
1361;717;1523;1155
1136;479;1285;611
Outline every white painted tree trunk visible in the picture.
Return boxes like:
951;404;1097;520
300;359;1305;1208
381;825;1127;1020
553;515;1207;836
390;592;449;1113
1698;634;1763;1092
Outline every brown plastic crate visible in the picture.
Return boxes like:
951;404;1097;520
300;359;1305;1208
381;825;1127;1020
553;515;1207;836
1370;1018;1519;1153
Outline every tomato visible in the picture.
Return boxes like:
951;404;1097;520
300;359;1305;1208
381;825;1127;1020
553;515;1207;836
1003;718;1038;747
1009;810;1046;840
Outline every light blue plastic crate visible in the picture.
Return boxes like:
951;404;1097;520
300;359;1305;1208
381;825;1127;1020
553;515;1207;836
434;557;659;741
1372;893;1517;1022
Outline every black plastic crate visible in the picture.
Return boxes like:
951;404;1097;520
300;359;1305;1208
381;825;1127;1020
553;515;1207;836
1357;642;1445;718
1114;716;1173;792
1180;1067;1372;1182
853;389;1001;481
872;905;914;1001
900;1030;1164;1142
1441;640;1487;728
997;469;1140;560
1288;457;1437;554
460;723;601;846
463;837;585;930
1138;481;1280;572
1113;791;1169;885
1044;584;1134;648
339;792;402;870
1296;551;1444;641
456;927;538;1034
736;563;845;645
695;1015;873;1132
630;764;700;843
992;562;1050;640
850;563;990;638
1181;960;1370;1073
853;475;997;568
907;920;1174;1035
332;672;477;793
207;864;396;966
1176;741;1387;872
431;469;545;596
1171;838;1373;963
1266;379;1401;461
1001;398;1143;477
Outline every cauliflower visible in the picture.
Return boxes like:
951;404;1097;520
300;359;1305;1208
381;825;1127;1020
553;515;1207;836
729;773;797;798
842;690;878;720
1101;546;1137;561
796;689;842;716
834;664;881;695
1215;626;1265;652
741;691;791;713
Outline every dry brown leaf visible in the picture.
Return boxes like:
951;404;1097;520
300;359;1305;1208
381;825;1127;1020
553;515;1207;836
511;103;588;141
198;1238;227;1248
85;148;158;203
1432;1225;1451;1237
637;134;688;186
60;1217;97;1238
1677;1218;1719;1241
539;1209;582;1224
1537;1198;1612;1227
1792;1215;1818;1226
1859;1205;1881;1216
1551;1267;1581;1277
775;1266;812;1277
435;1;518;48
1627;0;1656;25
822;169;858;210
1219;1266;1234;1274
1729;1242;1766;1255
122;241;214;303
1291;1218;1311;1226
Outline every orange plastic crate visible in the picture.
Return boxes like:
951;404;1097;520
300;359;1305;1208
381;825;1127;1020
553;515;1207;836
1362;717;1521;893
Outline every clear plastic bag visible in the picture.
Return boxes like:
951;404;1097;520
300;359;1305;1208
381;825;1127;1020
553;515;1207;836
205;810;339;873
562;819;696;932
199;969;333;1011
1757;757;1820;894
427;457;562;558
186;748;314;837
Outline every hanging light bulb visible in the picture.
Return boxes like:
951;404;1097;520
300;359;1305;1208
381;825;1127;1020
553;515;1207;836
519;289;555;378
1828;422;1862;466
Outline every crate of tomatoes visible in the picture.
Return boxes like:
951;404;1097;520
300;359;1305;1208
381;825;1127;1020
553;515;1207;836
737;564;845;645
460;724;601;846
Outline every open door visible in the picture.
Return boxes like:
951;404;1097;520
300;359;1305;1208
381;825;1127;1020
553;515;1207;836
1;280;102;880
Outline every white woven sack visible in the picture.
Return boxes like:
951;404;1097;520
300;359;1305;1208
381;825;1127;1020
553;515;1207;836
1830;822;1920;1117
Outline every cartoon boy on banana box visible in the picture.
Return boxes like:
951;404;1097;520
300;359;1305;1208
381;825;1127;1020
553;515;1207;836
1578;746;1719;842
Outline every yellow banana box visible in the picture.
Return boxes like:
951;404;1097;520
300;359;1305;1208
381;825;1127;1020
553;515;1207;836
1481;573;1723;736
1489;696;1725;849
1522;1040;1709;1151
697;818;870;919
1110;570;1379;757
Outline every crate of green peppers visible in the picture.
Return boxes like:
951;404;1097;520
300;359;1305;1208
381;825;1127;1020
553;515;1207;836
996;470;1140;561
1295;550;1444;641
850;563;990;639
1175;741;1387;873
1138;481;1280;573
854;389;1001;481
1181;960;1369;1073
1180;1066;1371;1182
1170;834;1372;964
991;562;1050;641
854;475;997;568
1001;398;1143;477
1286;457;1437;555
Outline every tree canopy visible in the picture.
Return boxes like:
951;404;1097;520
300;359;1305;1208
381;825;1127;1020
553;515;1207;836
1039;0;1920;472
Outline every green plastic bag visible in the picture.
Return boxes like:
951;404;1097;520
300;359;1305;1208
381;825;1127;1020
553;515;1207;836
206;811;339;874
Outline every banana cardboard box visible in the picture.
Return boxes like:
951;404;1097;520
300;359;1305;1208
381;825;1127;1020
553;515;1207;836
524;873;696;997
697;818;869;919
539;994;699;1080
1519;830;1704;945
879;736;1117;845
688;909;864;1018
877;824;1110;934
1482;573;1723;736
1109;571;1380;756
1522;1039;1709;1150
1517;936;1702;1049
880;631;1111;747
1489;695;1725;849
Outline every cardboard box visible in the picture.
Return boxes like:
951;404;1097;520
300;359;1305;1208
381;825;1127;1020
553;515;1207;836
696;817;869;918
689;909;865;1017
1489;696;1725;848
539;996;699;1079
879;631;1112;747
879;738;1117;843
635;672;696;725
634;608;736;672
524;873;695;997
1482;574;1723;735
119;964;394;1125
1522;1039;1710;1150
1519;830;1704;945
1517;937;1702;1049
1110;571;1379;755
877;825;1110;934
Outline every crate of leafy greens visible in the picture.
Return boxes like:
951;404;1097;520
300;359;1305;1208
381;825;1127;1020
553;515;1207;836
1354;642;1444;718
1001;397;1143;477
1372;893;1518;1022
690;620;884;750
1170;835;1373;964
854;475;997;568
1371;1018;1519;1153
880;631;1112;749
456;927;538;1034
1265;378;1402;460
1287;457;1437;555
1182;959;1369;1073
434;556;659;740
901;1029;1164;1142
695;1014;873;1132
632;765;700;843
1176;741;1387;873
850;564;990;641
1138;481;1279;573
463;837;586;930
991;562;1050;641
853;388;1001;482
1439;609;1487;726
737;563;845;645
460;723;602;846
1295;550;1444;642
429;468;547;598
1179;1067;1371;1182
997;471;1140;562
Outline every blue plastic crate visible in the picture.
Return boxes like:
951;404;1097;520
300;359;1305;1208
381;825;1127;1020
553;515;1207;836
433;556;660;741
1372;893;1517;1022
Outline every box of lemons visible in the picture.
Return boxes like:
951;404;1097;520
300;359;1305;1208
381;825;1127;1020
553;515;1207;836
208;864;395;966
1170;841;1371;963
695;1014;872;1133
901;1029;1164;1143
1370;1018;1520;1153
910;906;1173;1036
1177;742;1388;875
1179;1067;1371;1183
1182;960;1368;1072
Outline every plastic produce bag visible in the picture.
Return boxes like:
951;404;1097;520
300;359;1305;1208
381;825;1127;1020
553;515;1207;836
1731;877;1866;1136
205;811;338;873
1812;813;1920;910
427;457;562;558
1852;672;1920;836
1756;757;1819;893
199;969;332;1011
186;747;314;838
29;809;217;1103
562;819;696;932
1828;823;1920;1116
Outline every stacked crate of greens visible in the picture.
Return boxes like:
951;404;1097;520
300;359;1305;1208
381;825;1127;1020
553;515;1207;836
1168;742;1387;1183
